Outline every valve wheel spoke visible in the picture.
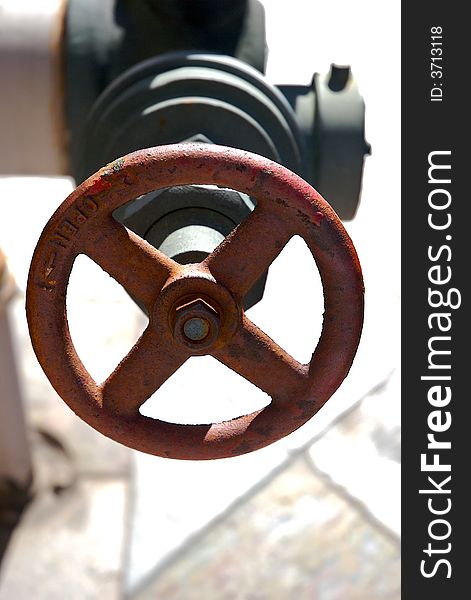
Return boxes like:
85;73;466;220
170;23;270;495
212;314;308;401
101;327;190;415
83;217;177;310
203;206;291;300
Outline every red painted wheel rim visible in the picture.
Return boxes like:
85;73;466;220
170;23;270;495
26;144;364;459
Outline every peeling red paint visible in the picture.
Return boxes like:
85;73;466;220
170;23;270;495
88;176;113;195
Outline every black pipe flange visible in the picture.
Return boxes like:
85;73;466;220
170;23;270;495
71;52;304;183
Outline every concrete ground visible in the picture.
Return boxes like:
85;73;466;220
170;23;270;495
0;1;400;597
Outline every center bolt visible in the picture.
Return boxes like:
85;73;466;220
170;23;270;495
183;316;210;341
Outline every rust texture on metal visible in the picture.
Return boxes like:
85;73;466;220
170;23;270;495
26;144;364;460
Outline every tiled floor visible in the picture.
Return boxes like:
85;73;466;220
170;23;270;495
0;477;128;600
133;458;400;600
0;1;400;597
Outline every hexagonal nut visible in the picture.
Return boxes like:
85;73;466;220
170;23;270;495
172;297;220;351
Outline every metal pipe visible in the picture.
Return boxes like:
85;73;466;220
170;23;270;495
0;0;69;175
0;250;32;488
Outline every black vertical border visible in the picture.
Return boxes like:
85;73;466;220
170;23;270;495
402;3;467;598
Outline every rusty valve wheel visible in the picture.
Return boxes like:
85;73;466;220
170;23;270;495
26;144;364;460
